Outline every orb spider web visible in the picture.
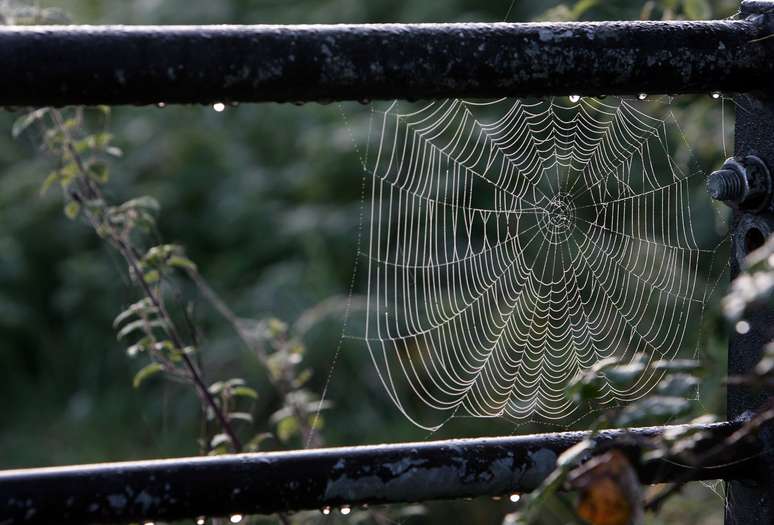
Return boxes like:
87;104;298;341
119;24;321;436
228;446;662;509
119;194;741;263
356;96;723;430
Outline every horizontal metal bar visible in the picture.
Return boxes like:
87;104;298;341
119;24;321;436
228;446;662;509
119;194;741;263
0;421;755;524
0;15;773;107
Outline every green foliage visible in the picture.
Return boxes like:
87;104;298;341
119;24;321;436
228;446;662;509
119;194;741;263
133;362;164;388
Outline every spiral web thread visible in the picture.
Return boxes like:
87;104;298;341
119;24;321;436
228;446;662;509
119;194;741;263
354;96;726;431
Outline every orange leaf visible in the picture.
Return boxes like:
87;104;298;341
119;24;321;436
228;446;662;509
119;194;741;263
568;450;643;525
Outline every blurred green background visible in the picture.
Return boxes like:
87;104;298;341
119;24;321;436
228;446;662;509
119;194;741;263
0;0;743;523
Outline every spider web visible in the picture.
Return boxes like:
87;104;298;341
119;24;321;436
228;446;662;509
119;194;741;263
354;96;725;431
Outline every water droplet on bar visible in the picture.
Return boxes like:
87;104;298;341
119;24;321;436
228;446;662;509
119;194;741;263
568;95;580;103
340;505;352;515
509;493;521;503
156;102;166;108
736;320;750;334
637;93;647;100
229;515;243;524
213;102;226;112
321;506;332;515
195;518;206;525
711;91;721;99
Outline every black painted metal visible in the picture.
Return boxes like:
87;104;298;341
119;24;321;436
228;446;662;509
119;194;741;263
0;17;773;107
0;422;752;524
0;1;773;524
725;92;774;524
720;6;774;525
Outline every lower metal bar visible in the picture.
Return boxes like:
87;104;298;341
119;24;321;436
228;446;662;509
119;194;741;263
0;421;754;524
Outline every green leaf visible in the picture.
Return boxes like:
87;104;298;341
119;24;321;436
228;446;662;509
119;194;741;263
106;146;123;157
603;360;646;387
616;396;692;427
207;444;230;456
292;369;313;388
228;412;254;424
12;108;50;138
231;386;258;400
40;172;60;195
132;362;164;388
144;270;160;284
113;299;155;328
210;433;232;449
267;318;288;337
652;359;700;372
167;255;197;271
126;340;151;357
64;201;81;220
276;416;299;442
116;318;166;340
120;196;160;213
656;373;699;396
245;432;273;452
88;161;109;183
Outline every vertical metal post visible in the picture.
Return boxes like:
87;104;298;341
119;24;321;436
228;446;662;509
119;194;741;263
726;3;774;523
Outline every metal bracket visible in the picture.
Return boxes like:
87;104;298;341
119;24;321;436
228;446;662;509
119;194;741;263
707;155;772;212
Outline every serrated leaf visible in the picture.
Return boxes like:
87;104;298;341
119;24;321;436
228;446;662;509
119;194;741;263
106;146;123;157
208;381;224;395
228;412;254;424
113;299;155;328
12;108;49;138
126;343;147;357
64;201;81;220
292;369;313;388
120;196;160;212
603;361;646;387
132;362;163;388
245;432;273;452
652;359;700;372
40;172;60;195
231;386;258;400
616;396;692;427
210;433;231;449
276;416;299;442
116;319;166;340
656;374;699;396
270;406;293;424
167;255;197;271
88;161;109;183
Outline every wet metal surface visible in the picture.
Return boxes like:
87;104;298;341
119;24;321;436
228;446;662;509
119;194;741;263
0;18;772;106
0;422;751;524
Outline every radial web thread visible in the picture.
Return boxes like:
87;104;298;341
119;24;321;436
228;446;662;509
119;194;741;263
357;97;725;430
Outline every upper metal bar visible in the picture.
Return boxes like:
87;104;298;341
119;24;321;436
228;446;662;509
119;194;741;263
0;421;754;524
0;16;773;106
